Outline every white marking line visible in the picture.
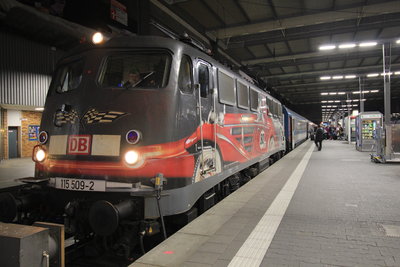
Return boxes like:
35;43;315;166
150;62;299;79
228;144;314;267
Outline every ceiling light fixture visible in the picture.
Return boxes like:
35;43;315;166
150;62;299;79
359;42;377;47
367;73;379;77
381;72;393;76
338;92;346;95
319;45;336;50
320;76;331;80
339;43;356;49
321;92;329;95
345;75;357;79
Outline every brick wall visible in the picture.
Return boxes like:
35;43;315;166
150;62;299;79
1;109;8;159
21;111;42;157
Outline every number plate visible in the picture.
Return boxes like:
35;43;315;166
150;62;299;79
54;178;106;192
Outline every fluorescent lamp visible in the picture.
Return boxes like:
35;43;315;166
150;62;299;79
345;75;356;79
370;90;379;93
319;45;336;50
362;90;370;93
328;100;334;103
334;100;340;103
321;100;327;103
338;92;345;95
396;39;400;44
359;42;377;47
367;73;379;77
395;71;400;75
361;99;366;101
353;99;359;102
339;43;356;49
321;92;329;95
320;76;331;80
346;99;352;102
381;72;393;76
329;92;337;95
35;107;44;111
353;104;358;107
352;91;360;94
332;75;343;80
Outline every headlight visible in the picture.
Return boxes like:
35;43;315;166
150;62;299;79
92;32;104;44
33;146;46;162
124;151;139;165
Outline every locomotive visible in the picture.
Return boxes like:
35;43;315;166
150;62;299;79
0;33;311;259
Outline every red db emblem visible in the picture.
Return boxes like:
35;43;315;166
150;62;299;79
67;135;91;155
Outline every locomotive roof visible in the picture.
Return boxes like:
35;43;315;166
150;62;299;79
63;34;281;103
66;35;203;58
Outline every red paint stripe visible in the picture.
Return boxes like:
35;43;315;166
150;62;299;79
37;155;195;178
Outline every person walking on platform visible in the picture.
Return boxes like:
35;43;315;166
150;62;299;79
315;124;324;151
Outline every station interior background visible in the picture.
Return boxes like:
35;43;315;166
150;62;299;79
1;0;399;160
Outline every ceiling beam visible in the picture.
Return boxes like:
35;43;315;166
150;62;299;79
207;1;400;39
248;49;400;69
262;63;400;79
226;14;400;49
275;78;400;89
243;45;400;66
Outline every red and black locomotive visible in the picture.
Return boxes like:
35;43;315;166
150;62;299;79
0;34;287;258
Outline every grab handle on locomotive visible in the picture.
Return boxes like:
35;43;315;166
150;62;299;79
151;173;167;240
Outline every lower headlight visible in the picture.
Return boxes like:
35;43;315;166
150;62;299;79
34;147;46;162
124;151;139;165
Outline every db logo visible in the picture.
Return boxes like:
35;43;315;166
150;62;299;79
67;135;91;155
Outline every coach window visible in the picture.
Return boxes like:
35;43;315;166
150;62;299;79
218;70;235;105
237;81;249;109
198;63;209;98
250;89;259;111
178;55;193;94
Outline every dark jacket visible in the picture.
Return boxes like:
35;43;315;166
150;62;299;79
315;127;324;141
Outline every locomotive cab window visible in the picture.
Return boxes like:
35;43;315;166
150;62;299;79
178;55;193;94
99;52;171;89
197;63;209;98
53;59;84;93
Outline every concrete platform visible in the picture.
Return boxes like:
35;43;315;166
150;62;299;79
132;140;400;267
0;158;34;190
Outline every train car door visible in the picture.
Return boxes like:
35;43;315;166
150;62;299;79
194;59;219;180
290;116;294;150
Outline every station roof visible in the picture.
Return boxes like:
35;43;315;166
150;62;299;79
1;0;399;122
161;0;400;122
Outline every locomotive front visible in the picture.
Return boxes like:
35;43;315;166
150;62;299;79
1;37;197;257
